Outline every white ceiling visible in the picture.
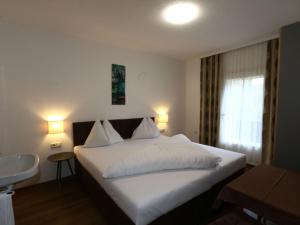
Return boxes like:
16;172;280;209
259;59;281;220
1;0;300;60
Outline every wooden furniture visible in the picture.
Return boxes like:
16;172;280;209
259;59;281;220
216;165;300;225
72;117;155;146
72;118;245;225
47;152;74;182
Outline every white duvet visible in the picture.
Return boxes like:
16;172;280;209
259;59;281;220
102;135;222;178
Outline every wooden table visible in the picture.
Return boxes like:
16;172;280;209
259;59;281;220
47;152;75;182
216;165;300;225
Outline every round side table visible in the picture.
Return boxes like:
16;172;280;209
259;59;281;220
47;152;74;182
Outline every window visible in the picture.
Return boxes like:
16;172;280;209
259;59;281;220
219;77;264;148
218;42;267;165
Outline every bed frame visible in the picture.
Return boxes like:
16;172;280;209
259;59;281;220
72;118;244;225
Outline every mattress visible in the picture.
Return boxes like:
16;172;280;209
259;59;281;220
74;136;246;225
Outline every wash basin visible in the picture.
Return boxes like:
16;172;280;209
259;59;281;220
0;153;39;187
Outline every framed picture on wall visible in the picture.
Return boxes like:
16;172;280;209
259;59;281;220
112;64;126;105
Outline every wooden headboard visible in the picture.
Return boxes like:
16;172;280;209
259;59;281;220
72;117;154;146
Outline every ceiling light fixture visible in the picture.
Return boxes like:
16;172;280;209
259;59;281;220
162;1;200;25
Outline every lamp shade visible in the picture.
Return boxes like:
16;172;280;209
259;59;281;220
48;120;64;134
158;113;168;123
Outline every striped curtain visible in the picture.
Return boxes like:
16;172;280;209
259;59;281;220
199;54;221;146
262;38;280;164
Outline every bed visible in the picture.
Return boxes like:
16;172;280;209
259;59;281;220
73;118;246;225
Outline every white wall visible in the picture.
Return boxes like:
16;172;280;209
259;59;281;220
0;23;185;183
184;58;200;142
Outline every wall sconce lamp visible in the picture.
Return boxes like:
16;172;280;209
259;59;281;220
158;113;169;124
157;113;168;132
48;118;64;148
48;119;64;134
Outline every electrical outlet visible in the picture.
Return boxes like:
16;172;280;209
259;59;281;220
50;142;62;149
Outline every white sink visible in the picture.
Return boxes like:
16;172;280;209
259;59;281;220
0;153;39;188
0;153;39;225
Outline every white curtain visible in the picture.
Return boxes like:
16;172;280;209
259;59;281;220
218;42;267;165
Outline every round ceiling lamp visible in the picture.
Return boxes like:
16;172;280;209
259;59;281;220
162;1;200;25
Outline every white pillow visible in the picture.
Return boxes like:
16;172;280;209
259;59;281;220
84;120;109;148
103;120;124;144
170;134;191;143
160;134;191;144
132;117;160;139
